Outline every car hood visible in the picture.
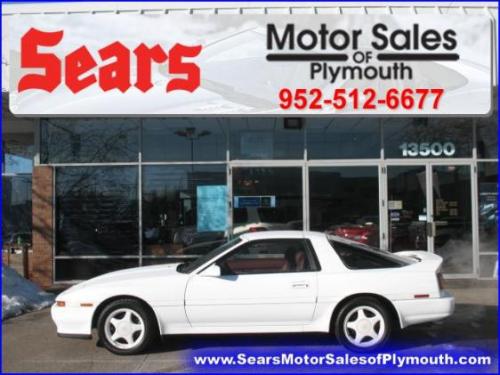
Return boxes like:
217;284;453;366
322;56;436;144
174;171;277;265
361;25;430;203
65;263;183;293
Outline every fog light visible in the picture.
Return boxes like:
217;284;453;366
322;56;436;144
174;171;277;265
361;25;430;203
56;301;66;307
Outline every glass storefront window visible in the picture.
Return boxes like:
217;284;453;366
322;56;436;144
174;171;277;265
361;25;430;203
232;167;303;234
477;112;498;159
54;259;139;281
478;162;498;253
2;175;32;249
55;166;139;256
229;118;304;159
309;167;379;247
307;118;380;159
479;255;498;279
142;119;227;162
25;115;499;280
383;118;473;159
2;129;34;251
41;119;139;163
142;165;227;256
3;133;34;174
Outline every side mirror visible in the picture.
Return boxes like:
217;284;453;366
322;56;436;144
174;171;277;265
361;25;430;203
200;264;221;277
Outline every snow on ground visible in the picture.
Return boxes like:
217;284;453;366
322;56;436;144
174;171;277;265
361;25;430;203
2;265;54;320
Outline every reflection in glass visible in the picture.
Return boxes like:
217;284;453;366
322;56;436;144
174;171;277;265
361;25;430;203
142;165;227;256
477;111;498;159
383;118;472;158
387;166;427;251
2;176;32;249
309;167;379;247
143;119;227;162
232;168;302;234
307;118;380;159
55;167;139;256
41;119;139;163
432;165;473;274
142;258;193;266
229;118;304;159
479;255;498;278
55;259;138;281
478;163;498;253
3;132;34;174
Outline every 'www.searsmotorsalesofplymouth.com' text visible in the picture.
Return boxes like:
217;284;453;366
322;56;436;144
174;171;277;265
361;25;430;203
191;352;493;369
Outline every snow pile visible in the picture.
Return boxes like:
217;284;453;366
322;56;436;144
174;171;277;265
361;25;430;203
2;265;54;320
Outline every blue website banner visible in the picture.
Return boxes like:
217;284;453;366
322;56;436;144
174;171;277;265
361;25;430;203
187;345;496;373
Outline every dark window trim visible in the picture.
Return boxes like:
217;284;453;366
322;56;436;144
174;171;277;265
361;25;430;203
304;239;321;271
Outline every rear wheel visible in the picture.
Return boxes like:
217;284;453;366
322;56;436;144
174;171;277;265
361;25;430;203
334;297;392;352
97;299;156;355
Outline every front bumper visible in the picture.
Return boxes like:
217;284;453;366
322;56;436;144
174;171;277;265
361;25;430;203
394;291;455;329
51;303;95;337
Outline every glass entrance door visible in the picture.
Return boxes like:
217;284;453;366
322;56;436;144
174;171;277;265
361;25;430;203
387;165;428;252
431;165;473;275
386;163;474;276
231;167;303;235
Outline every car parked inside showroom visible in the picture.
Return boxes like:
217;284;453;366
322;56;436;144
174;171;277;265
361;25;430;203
52;231;454;354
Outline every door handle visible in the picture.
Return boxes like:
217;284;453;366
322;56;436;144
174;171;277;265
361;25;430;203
292;282;309;289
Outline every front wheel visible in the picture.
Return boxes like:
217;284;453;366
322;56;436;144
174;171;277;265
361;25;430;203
97;299;156;355
334;297;392;352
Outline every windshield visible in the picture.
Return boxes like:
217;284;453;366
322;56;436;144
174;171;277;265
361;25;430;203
177;237;242;274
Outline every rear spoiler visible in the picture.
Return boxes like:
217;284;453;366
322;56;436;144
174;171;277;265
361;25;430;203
396;251;443;272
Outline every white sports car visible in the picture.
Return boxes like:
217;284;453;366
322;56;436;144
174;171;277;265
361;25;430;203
52;231;454;354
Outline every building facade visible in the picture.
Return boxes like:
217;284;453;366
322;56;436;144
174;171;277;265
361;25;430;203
2;2;498;288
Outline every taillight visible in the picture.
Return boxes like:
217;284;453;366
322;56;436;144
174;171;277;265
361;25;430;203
437;272;445;290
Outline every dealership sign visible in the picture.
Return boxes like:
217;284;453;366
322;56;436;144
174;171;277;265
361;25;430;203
8;14;492;115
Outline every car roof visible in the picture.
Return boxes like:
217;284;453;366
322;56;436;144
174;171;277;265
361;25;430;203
239;230;327;241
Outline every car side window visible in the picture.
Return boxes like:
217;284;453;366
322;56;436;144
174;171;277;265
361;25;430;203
217;239;319;276
330;240;409;269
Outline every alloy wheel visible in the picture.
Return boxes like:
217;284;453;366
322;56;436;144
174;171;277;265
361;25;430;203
104;308;145;350
343;305;385;348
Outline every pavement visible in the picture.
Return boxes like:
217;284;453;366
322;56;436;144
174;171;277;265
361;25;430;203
2;281;498;373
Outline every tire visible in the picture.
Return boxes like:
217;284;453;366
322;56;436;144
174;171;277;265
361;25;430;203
97;299;156;355
334;297;392;352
